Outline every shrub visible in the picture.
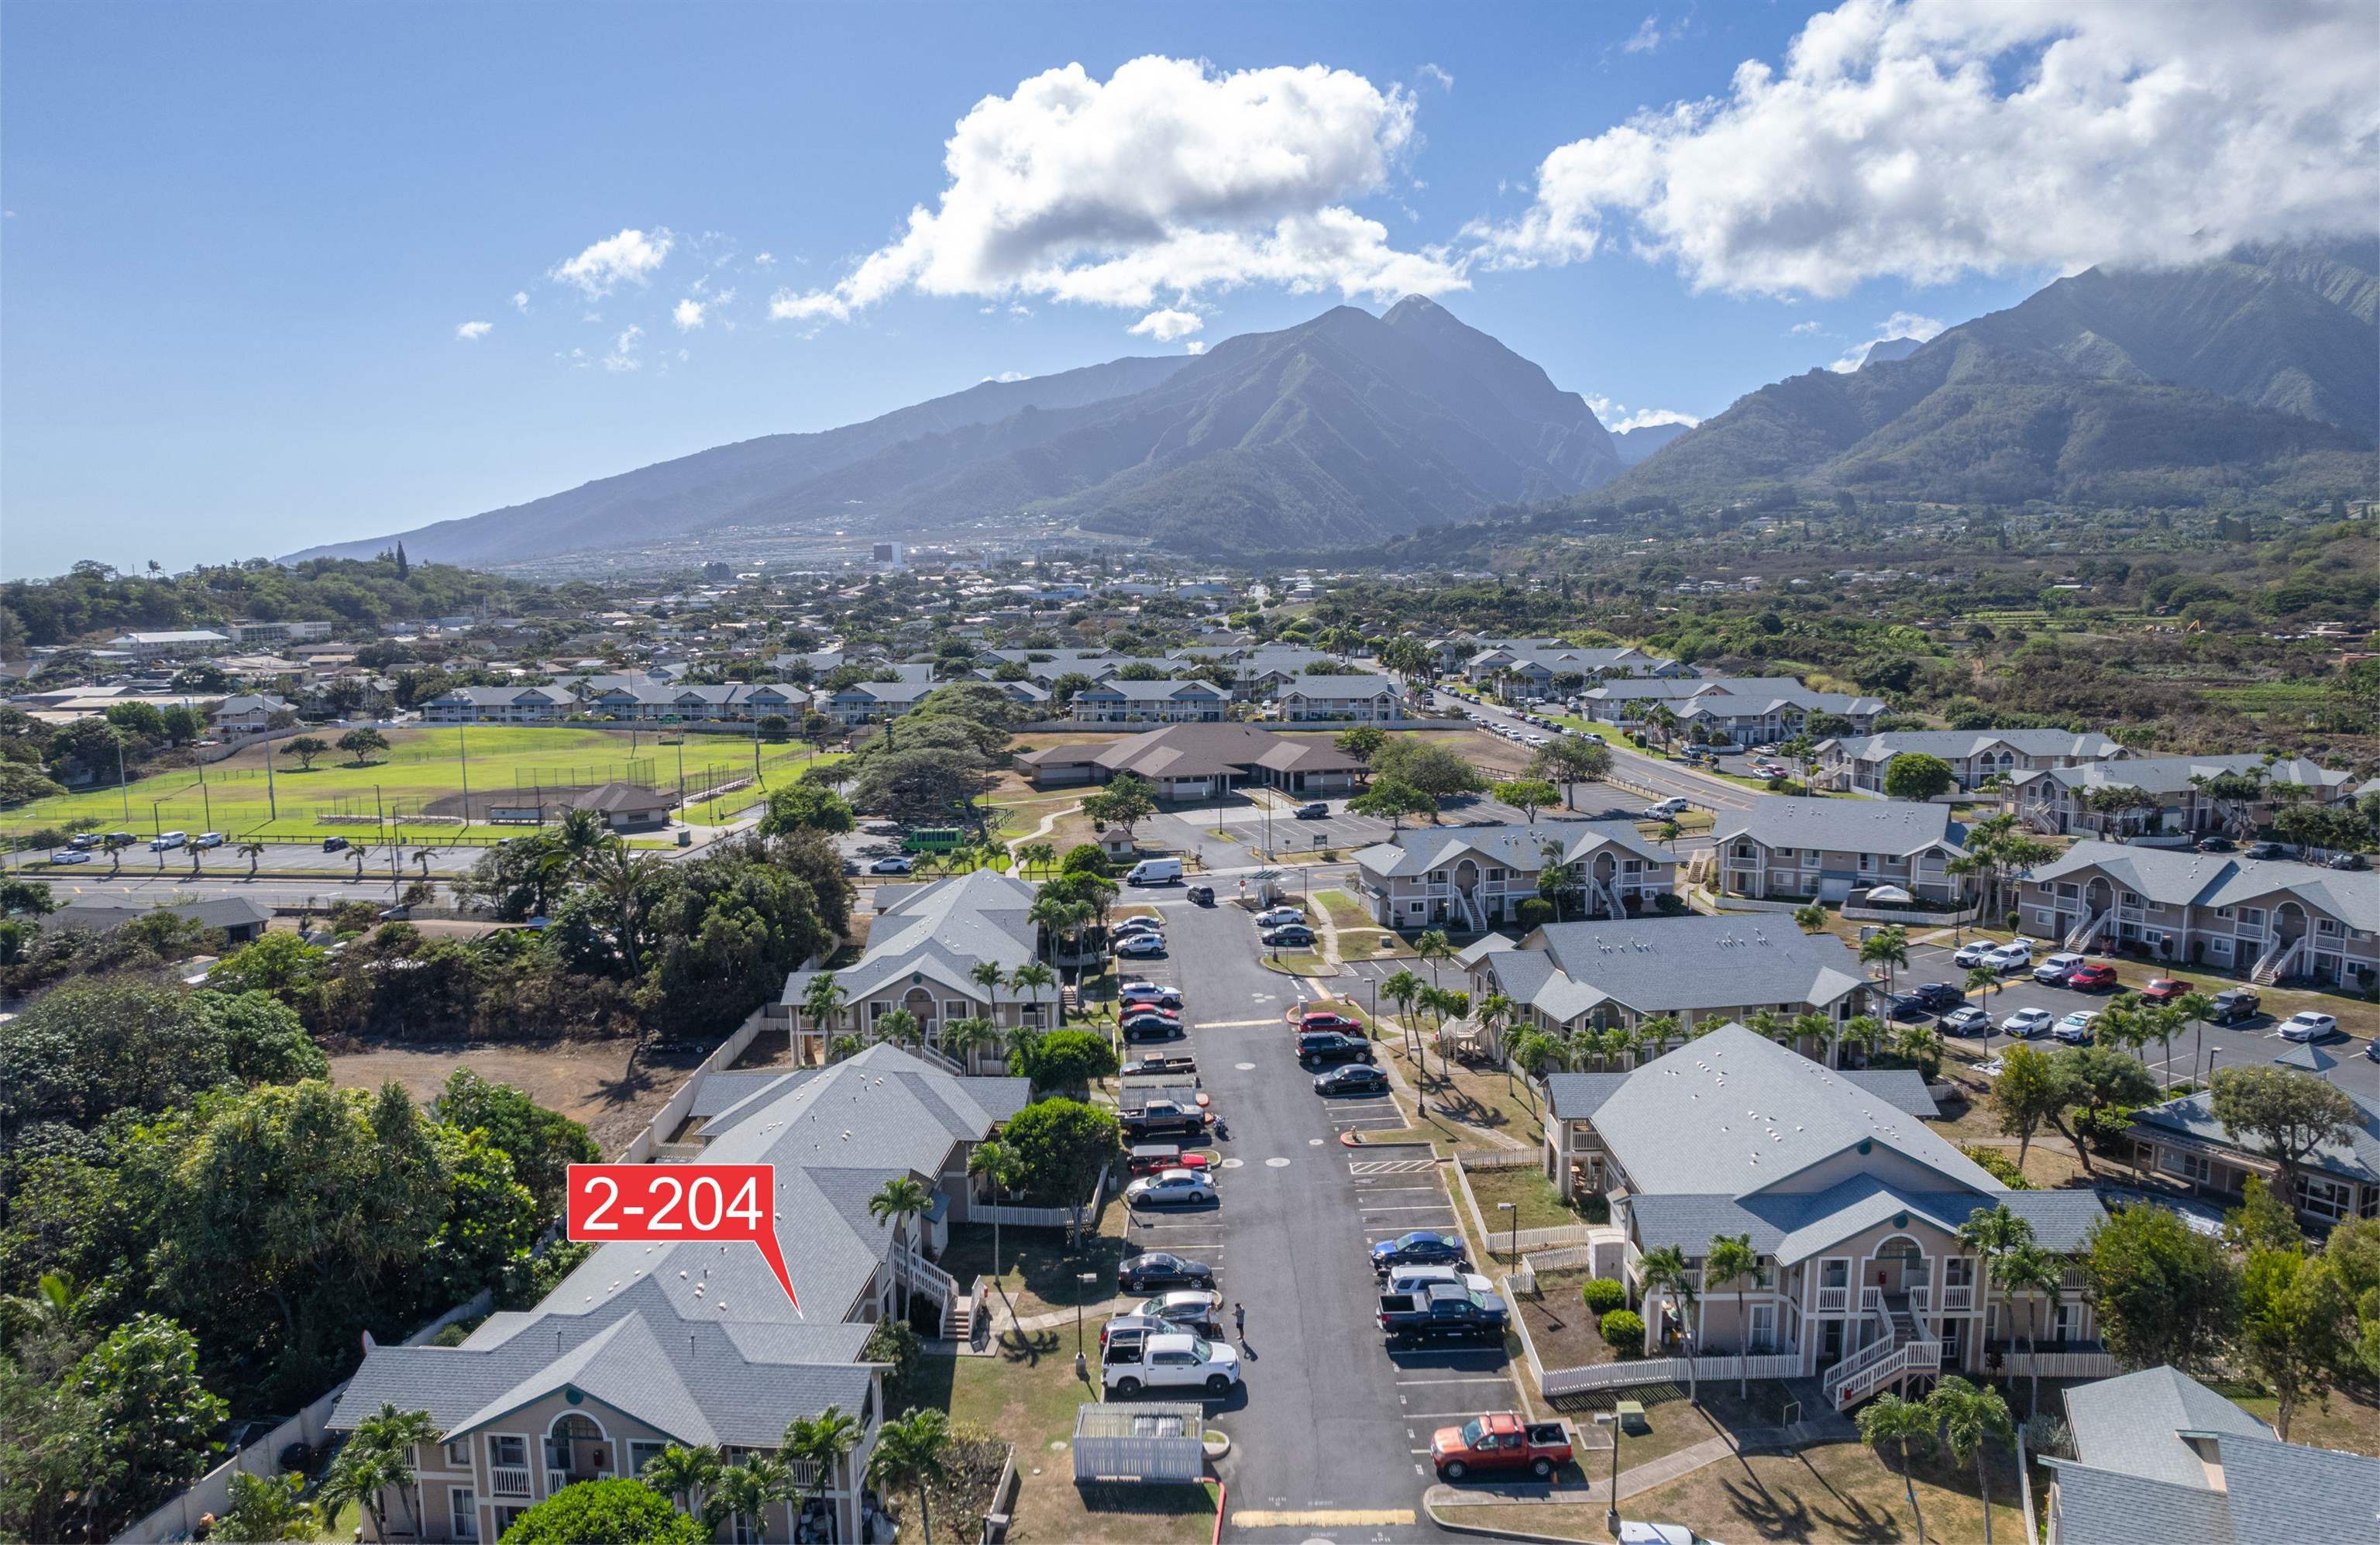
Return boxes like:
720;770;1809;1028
862;1319;923;1403
494;1478;706;1544
1580;1278;1626;1315
1598;1308;1645;1349
1515;898;1557;929
1577;1192;1611;1223
1960;1144;2034;1189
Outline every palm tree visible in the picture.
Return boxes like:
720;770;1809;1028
1856;1391;1937;1545
1414;927;1453;986
0;1271;85;1347
1840;1012;1886;1068
1995;1243;2064;1417
1000;1020;1046;1075
968;958;1006;1011
1791;1012;1829;1062
239;839;267;878
1704;1233;1764;1395
1638;1244;1699;1398
1636;1015;1680;1062
869;1408;953;1545
1381;968;1423;1062
800;972;848;1062
2175;990;2217;1089
968;1138;1024;1309
1026;892;1078;961
1009;962;1056;1026
1859;924;1910;1000
1644;703;1680;750
638;1443;721;1521
943;1016;998;1074
578;839;662;977
876;1007;923;1054
1928;1377;2015;1545
869;1175;934;1325
1791;903;1829;934
1746;1008;1789;1048
706;1454;793;1545
318;1427;414;1545
781;1406;862;1536
1477;992;1518;1093
1954;1204;2033;1390
349;1403;438;1539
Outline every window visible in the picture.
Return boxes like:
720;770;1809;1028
2296;1175;2352;1223
2161;1149;2213;1185
443;1440;470;1468
869;1002;889;1024
2316;920;2338;935
487;1435;527;1468
451;1490;480;1542
628;1441;665;1476
944;999;968;1021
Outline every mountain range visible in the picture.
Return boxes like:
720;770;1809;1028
298;243;2375;570
1610;240;2378;509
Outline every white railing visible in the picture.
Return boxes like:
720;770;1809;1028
1822;1327;1899;1405
968;1200;1076;1227
490;1467;531;1498
903;1246;960;1301
1540;1351;1803;1398
1941;1285;1974;1311
1817;1285;1849;1313
1832;1339;1941;1410
1860;1285;1884;1313
1996;1348;2117;1378
545;1470;572;1496
2064;909;2110;951
1909;1285;1930;1314
1459;1148;1543;1172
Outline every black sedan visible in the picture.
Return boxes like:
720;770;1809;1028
1117;1251;1216;1293
1370;1230;1468;1274
1261;924;1316;948
1314;1063;1390;1096
1907;982;1965;1012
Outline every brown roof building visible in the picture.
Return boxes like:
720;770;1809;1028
1015;723;1367;800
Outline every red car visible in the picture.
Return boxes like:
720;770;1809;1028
1290;1010;1364;1035
2068;964;2120;992
2139;976;2194;1003
1430;1413;1573;1482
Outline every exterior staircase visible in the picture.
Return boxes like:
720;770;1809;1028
1594;875;1630;920
2064;909;2112;951
2251;934;2306;986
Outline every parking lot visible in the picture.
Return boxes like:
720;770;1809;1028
1893;936;2373;1093
1111;893;1518;1539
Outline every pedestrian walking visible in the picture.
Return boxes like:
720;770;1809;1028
1233;1301;1246;1338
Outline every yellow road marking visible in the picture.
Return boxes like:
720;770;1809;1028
1192;1017;1288;1029
1230;1509;1417;1528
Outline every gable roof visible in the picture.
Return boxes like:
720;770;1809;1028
1016;723;1364;781
1488;915;1870;1020
2065;1366;2272;1488
2016;752;2352;798
1824;729;2126;763
782;869;1040;1006
1356;819;1672;880
2030;840;2380;932
1714;796;1965;857
2131;1082;2380;1185
1276;675;1400;697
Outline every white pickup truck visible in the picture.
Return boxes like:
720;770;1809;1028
1100;1328;1241;1398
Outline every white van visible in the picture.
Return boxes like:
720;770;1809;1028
1125;857;1185;886
150;831;187;851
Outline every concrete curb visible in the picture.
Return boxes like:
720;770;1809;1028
1422;1497;1598;1545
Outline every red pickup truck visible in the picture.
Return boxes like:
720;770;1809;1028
1429;1413;1573;1481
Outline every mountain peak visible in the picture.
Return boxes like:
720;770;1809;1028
1382;294;1450;323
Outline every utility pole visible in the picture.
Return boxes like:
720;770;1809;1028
118;735;130;821
264;732;278;820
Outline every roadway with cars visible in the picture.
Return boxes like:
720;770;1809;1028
1109;889;1520;1540
1429;687;1760;813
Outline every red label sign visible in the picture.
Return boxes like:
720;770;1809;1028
566;1163;799;1313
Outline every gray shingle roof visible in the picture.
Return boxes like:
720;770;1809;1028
1713;795;1965;857
1276;676;1400;697
2040;1461;2234;1545
2027;840;2380;933
1825;729;2125;763
2131;1083;2380;1185
1622;1173;2103;1262
46;897;274;934
1356;819;1671;880
1492;914;1869;1020
2065;1366;2272;1488
1587;1024;1999;1198
2214;1430;2380;1544
1544;1072;1631;1121
2019;752;2351;798
782;868;1040;1008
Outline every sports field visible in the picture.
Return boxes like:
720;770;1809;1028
2;725;833;846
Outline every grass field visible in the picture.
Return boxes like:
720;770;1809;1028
2;725;820;845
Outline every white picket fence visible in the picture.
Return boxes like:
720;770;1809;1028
1071;1402;1208;1483
1541;1351;1804;1399
617;1000;776;1163
1457;1148;1542;1172
1486;1223;1603;1258
968;1200;1076;1227
1995;1349;2119;1378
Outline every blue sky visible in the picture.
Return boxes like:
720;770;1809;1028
4;2;2368;577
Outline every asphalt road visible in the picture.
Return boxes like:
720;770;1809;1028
1896;936;2377;1097
1429;689;1758;813
1119;891;1510;1540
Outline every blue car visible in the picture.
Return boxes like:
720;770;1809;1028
1371;1230;1469;1276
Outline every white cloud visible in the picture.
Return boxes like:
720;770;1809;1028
1183;340;1206;355
1128;307;1204;342
1621;14;1673;54
1417;63;1454;91
511;291;530;313
982;370;1030;383
1828;309;1945;371
1787;319;1825;335
1584;392;1699;432
769;55;1463;324
673;298;707;331
1475;0;2379;296
604;324;644;373
454;320;494;341
753;252;776;267
551;228;675;298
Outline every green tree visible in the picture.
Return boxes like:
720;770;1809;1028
704;1454;793;1545
71;1313;229;1532
1988;1044;2061;1172
758;782;855;836
636;1443;722;1521
1333;723;1387;763
1018;1027;1116;1091
868;1176;934;1325
1883;752;1956;802
1704;1234;1764;1395
2236;1246;2352;1442
1994;1243;2065;1416
1530;737;1613;809
1859;924;1909;997
498;1476;708;1544
1927;1376;2015;1545
336;728;391;765
431;1067;599;1212
868;1408;953;1545
1492;779;1560;824
2086;1202;2239;1375
0;1354;112;1543
2225;1175;2303;1255
348;1403;439;1539
277;735;331;771
965;1141;1024;1307
1790;903;1829;934
1347;776;1436;830
318;1430;408;1543
216;1469;314;1541
1636;1244;1697;1398
2210;1065;2357;1203
1856;1392;1937;1545
1370;738;1486;800
780;1406;862;1535
999;1096;1119;1241
2043;1044;2157;1178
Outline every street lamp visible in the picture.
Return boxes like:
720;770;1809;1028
1498;1202;1516;1264
1075;1271;1099;1385
1591;1411;1623;1536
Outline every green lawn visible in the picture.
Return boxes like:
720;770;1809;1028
678;748;847;824
3;725;827;845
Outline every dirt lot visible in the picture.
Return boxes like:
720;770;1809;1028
328;1038;704;1154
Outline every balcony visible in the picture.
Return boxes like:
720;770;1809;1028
489;1468;531;1499
1817;1285;1850;1313
1941;1285;1975;1311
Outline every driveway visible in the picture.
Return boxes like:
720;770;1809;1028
1126;893;1502;1539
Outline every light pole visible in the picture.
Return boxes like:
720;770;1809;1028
1498;1202;1516;1265
1593;1411;1622;1536
1075;1271;1099;1386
